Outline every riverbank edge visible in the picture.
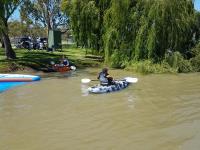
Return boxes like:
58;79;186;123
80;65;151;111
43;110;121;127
0;47;199;74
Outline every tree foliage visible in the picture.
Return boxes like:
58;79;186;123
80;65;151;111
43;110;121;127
21;0;68;34
62;0;110;51
62;0;199;67
8;20;46;38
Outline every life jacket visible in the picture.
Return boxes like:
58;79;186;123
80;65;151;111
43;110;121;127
98;72;108;84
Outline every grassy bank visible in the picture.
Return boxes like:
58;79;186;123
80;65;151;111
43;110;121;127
1;45;200;74
0;46;103;73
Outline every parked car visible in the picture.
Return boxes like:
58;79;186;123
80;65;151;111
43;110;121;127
40;37;48;49
15;37;33;49
33;37;47;50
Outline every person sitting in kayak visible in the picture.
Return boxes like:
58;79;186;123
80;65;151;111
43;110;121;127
97;68;114;85
60;55;69;66
50;55;70;72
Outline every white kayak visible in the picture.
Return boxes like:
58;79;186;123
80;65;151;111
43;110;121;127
0;74;40;82
86;77;138;94
88;80;128;94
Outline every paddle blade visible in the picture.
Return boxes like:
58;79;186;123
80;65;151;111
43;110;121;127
70;66;76;70
124;77;138;83
50;61;55;65
81;78;91;83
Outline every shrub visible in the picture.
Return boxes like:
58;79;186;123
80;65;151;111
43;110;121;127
190;42;200;72
125;60;176;74
190;54;200;72
177;59;193;73
164;51;193;73
110;50;128;68
191;42;200;56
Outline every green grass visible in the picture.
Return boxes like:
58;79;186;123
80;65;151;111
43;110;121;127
0;46;103;73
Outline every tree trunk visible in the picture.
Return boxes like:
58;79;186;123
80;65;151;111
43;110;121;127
1;38;5;48
1;18;16;59
2;30;16;59
2;41;4;48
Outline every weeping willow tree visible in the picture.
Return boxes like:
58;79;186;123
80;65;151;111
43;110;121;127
62;0;82;47
62;0;110;52
104;0;197;63
62;0;198;66
142;0;196;61
103;0;136;64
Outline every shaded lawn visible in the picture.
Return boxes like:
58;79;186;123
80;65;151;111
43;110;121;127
0;47;103;72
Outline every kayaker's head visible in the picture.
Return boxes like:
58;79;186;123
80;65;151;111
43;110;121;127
102;68;108;73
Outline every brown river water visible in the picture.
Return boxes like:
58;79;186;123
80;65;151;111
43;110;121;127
0;68;200;150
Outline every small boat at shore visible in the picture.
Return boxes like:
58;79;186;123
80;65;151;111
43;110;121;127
49;64;76;73
52;65;71;72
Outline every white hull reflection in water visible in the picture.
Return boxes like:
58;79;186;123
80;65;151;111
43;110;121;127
81;84;89;96
0;69;200;150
